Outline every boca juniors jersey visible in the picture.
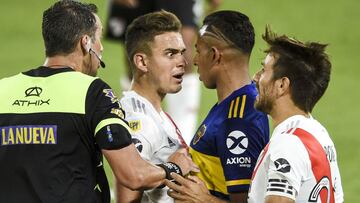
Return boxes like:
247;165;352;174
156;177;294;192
190;83;269;200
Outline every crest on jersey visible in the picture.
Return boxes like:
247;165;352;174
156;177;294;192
103;89;122;108
192;124;206;145
132;138;143;153
226;131;248;155
129;120;141;132
274;158;291;173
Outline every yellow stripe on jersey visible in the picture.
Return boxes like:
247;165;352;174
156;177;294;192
239;95;247;118
228;95;247;119
233;97;240;117
228;100;234;118
189;147;228;195
226;179;251;186
94;118;130;136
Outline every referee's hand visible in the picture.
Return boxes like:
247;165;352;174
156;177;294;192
168;148;200;175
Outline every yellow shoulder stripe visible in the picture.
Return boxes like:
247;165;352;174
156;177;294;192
228;95;247;119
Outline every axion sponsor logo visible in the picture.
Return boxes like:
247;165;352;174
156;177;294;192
226;131;248;155
226;156;251;168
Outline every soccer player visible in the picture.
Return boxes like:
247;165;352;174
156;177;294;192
0;1;196;202
115;10;197;202
166;11;270;202
106;0;222;144
247;27;344;203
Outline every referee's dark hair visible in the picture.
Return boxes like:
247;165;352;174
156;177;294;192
42;0;98;57
125;10;181;70
201;10;255;55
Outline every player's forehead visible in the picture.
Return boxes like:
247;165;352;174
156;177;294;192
152;31;185;51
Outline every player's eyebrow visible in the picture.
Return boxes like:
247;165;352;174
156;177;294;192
165;48;186;54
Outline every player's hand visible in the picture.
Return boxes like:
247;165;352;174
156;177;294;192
112;0;138;8
165;173;216;203
167;148;199;175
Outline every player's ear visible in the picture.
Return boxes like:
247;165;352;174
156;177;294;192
276;77;290;96
133;53;148;72
211;46;222;65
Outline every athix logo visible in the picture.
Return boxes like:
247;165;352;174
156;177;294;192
226;131;248;155
25;87;42;97
12;86;50;106
274;158;291;173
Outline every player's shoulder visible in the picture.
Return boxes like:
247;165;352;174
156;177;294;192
120;91;149;115
120;91;160;134
225;83;263;120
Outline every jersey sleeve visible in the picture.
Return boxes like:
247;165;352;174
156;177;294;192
217;119;268;193
124;112;162;162
85;79;132;150
266;134;310;200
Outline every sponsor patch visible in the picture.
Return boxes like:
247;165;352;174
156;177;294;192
274;158;291;173
110;108;125;119
103;89;122;108
13;86;50;107
0;125;57;145
226;131;248;155
129;120;141;132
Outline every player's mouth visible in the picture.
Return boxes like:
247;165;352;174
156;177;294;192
172;72;184;82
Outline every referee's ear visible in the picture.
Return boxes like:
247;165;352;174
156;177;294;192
133;53;148;73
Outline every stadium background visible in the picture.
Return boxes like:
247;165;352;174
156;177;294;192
0;0;359;202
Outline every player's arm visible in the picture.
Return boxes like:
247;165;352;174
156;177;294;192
114;115;159;202
229;193;248;203
265;195;294;203
87;80;197;190
115;181;142;203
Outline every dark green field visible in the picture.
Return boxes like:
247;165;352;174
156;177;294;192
1;0;359;202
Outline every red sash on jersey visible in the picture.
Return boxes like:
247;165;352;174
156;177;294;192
164;112;189;150
291;128;335;203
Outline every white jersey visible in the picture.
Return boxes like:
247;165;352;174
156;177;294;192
248;115;343;203
120;91;185;203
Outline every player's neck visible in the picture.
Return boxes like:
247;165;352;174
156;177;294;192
270;99;309;128
216;63;251;103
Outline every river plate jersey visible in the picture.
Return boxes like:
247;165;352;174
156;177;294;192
120;91;185;203
0;67;132;203
189;83;269;200
248;115;344;203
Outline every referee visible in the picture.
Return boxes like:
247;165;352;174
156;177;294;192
0;1;196;203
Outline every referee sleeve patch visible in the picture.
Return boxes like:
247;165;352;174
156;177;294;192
95;123;132;150
95;118;130;136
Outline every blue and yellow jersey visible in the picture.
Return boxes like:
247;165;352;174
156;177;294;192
190;83;269;200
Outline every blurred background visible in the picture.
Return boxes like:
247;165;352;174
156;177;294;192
0;0;359;202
